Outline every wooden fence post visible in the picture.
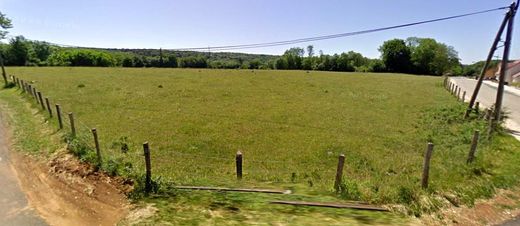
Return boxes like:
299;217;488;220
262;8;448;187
55;104;63;129
485;108;492;120
143;142;152;193
45;98;52;117
421;143;434;189
236;151;243;180
334;154;346;192
467;130;480;163
37;92;45;109
475;102;480;114
453;85;457;96
454;86;458;96
462;91;466;102
91;128;102;166
68;112;76;137
28;84;32;96
33;88;38;102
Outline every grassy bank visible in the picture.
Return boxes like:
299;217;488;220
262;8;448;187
4;67;520;218
0;77;408;225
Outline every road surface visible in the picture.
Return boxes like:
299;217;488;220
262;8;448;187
451;77;520;226
0;114;47;225
450;77;520;137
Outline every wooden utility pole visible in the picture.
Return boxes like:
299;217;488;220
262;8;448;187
491;1;518;134
464;3;514;119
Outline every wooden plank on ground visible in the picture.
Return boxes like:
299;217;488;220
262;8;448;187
269;200;388;211
173;186;292;194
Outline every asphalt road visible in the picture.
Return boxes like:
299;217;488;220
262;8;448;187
450;77;520;135
0;114;47;226
451;78;520;226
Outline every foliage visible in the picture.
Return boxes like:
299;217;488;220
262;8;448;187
407;37;460;75
47;48;118;67
379;39;411;73
178;56;207;68
6;36;30;66
0;11;12;39
0;35;464;75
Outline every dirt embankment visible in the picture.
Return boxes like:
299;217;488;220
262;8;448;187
420;188;520;225
11;149;132;226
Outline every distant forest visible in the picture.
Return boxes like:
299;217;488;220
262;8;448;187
0;35;489;76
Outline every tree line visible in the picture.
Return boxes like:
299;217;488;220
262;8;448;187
0;35;482;76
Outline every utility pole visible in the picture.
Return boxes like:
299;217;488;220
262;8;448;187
464;12;511;118
490;1;518;134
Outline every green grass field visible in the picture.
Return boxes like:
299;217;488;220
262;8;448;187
5;67;520;217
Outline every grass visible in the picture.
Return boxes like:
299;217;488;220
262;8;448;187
3;67;520;220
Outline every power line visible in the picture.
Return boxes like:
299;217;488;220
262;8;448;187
168;6;509;51
6;6;509;52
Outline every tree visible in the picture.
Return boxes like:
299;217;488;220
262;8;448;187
281;47;304;69
30;41;53;65
306;45;314;58
122;56;134;67
7;36;30;66
378;39;411;73
159;48;164;67
0;11;12;85
165;55;178;67
407;37;460;75
275;57;288;69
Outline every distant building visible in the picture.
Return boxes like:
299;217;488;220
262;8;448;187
495;60;520;83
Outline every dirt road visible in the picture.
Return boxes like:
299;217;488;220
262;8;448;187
0;114;47;225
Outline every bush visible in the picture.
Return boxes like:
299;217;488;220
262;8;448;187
48;49;117;67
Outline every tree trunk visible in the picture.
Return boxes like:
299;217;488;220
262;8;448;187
0;53;6;86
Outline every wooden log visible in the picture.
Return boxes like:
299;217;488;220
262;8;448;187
91;128;102;166
173;186;292;194
236;151;243;180
143;142;152;193
55;104;63;129
45;98;52;117
421;142;434;189
334;154;346;192
68;112;76;137
467;130;480;163
269;200;388;211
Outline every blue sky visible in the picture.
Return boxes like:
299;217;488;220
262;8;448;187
0;0;518;64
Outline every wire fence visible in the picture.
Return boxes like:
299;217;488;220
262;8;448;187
14;77;299;160
11;74;488;194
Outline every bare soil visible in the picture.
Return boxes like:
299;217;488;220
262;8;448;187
421;189;520;225
10;149;132;226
